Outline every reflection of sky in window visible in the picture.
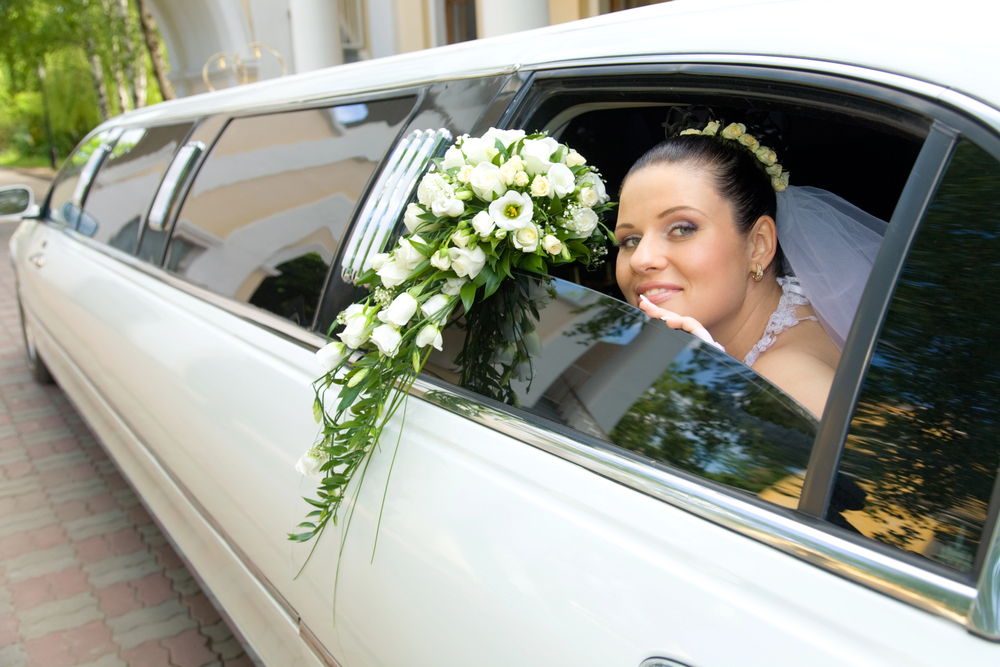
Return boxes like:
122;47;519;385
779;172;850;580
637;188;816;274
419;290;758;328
334;104;369;125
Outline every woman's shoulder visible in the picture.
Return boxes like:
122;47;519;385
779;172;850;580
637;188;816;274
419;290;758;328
751;319;840;417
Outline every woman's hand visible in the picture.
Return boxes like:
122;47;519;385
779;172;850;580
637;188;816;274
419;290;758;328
639;294;725;352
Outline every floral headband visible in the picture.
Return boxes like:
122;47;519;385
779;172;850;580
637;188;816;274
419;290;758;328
680;121;789;192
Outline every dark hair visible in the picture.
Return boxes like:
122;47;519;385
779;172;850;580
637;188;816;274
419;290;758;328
622;134;787;277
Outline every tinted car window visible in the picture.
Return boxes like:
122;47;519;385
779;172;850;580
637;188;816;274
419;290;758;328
832;139;1000;574
81;123;193;253
46;129;117;228
166;97;415;328
427;275;818;506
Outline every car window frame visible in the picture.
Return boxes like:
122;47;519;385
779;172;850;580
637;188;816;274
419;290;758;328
395;60;1000;635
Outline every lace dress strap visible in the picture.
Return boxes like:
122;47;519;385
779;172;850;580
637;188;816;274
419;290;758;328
743;277;819;367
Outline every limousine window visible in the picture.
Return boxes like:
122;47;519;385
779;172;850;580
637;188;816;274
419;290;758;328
426;276;817;507
164;96;415;327
46;128;119;228
832;139;1000;575
79;123;193;252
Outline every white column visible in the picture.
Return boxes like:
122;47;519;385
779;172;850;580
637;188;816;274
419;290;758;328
475;0;549;38
289;0;343;73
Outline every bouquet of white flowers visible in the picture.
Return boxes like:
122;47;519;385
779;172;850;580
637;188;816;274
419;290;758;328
291;128;614;550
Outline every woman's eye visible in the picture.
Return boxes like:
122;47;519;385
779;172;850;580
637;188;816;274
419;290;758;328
618;235;641;248
668;222;697;238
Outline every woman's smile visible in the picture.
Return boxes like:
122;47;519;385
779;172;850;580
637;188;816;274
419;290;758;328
636;282;682;304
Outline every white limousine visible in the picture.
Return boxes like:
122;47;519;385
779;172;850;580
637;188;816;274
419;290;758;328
3;0;1000;665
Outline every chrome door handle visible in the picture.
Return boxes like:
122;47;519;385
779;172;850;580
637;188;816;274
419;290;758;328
28;253;45;268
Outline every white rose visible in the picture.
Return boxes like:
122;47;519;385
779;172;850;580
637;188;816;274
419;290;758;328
404;203;427;234
703;120;721;136
530;175;551;198
415;324;443;351
547;163;575;198
721;122;746;140
489;190;533;231
470;211;494;237
521;331;542;357
365;252;389;271
376;258;412;288
394;235;427;270
469;162;506;202
431;196;464;218
505;155;525;172
448;246;487;279
513;224;539;253
514;171;530;187
562;207;599;237
498;161;518;186
421;293;452;322
738;133;760;151
482;127;526;149
316;342;347;371
442;146;465;170
417;173;450;207
565;150;586;167
578;187;598;208
520;137;560;175
541;234;563;255
379;293;418;328
295;449;325;477
441;277;468;296
578;172;609;204
460;137;497;165
451;229;472;248
430;249;451;271
370;324;402;357
457;165;474;183
338;304;372;348
512;360;532;381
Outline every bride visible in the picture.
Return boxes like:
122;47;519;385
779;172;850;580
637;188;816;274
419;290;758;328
615;121;885;418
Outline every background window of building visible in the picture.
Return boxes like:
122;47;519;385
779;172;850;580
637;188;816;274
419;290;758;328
446;0;477;44
609;0;672;11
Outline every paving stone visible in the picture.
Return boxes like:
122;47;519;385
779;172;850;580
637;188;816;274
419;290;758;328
95;581;142;619
0;424;18;439
0;477;40;499
64;509;131;541
121;638;171;667
21;426;75;446
137;523;167;547
0;643;28;666
0;449;26;466
163;627;218;667
15;591;103;640
22;620;116;667
108;598;198;650
165;566;201;596
111;488;138;508
3;543;78;583
213;634;245;661
84;549;161;589
0;506;55;538
48;477;107;504
11;406;59;422
75;654;127;667
31;449;87;472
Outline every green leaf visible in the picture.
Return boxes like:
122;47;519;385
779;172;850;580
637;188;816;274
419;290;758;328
549;195;563;217
288;532;315;542
460;281;477;313
412;349;421;373
336;377;369;413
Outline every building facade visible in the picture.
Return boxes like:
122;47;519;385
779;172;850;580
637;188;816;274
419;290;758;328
147;0;668;97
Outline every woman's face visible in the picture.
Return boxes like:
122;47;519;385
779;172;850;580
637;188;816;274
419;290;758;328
615;162;755;332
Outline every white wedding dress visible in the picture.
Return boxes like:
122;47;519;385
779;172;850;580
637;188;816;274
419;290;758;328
743;276;818;367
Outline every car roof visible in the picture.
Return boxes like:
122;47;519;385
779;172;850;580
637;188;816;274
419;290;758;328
109;0;1000;129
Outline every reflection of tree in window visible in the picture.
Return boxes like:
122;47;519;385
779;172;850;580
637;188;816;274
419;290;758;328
609;346;815;497
248;252;329;327
838;140;1000;574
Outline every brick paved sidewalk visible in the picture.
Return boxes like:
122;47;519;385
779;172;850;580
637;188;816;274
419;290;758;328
0;225;254;667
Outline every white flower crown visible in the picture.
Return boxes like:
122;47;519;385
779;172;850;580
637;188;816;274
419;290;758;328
679;121;789;192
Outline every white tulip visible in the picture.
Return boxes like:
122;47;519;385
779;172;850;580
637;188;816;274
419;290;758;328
365;252;390;271
430;249;451;271
370;324;402;357
491;343;515;366
338;304;372;348
295;449;326;476
441;277;468;295
482;127;526;148
376;258;412;288
520;137;560;175
379;293;418;328
404;203;427;233
521;331;542;357
415;324;443;351
431;196;465;218
316;342;347;371
421;293;452;322
460;137;496;165
394;235;427;270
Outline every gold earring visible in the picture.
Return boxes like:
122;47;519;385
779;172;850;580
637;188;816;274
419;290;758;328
752;263;763;282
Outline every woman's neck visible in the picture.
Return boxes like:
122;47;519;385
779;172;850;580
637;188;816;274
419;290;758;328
712;277;783;362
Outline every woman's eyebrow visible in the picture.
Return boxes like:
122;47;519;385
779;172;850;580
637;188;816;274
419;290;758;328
658;205;703;218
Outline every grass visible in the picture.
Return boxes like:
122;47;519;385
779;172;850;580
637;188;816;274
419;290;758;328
0;148;58;170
